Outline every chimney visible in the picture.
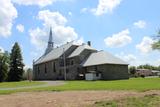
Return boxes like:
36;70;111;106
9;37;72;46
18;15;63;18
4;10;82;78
87;41;91;46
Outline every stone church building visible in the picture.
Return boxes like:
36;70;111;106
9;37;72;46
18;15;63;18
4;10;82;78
33;29;129;80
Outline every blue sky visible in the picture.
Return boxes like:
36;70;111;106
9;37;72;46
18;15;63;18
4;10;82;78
0;0;160;68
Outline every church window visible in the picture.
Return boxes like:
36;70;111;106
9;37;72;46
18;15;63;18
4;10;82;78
37;66;40;75
53;62;56;72
71;60;74;65
45;64;47;74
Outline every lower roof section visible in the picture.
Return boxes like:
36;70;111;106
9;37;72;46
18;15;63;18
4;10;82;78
82;51;128;67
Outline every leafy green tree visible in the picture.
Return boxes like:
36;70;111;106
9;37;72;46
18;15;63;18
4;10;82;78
152;30;160;50
8;42;24;81
0;51;10;82
129;66;136;75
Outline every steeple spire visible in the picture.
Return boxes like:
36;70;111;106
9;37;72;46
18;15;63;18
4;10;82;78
48;27;53;43
45;27;54;55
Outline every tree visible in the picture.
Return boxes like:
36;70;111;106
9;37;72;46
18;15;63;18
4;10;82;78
27;68;32;82
152;30;160;50
8;42;24;81
129;66;136;75
0;53;9;82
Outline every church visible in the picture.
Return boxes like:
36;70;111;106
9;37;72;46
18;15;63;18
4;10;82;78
33;28;129;80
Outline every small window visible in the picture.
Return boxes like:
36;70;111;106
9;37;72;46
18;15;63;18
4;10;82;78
53;62;56;73
66;68;69;73
59;70;62;76
45;64;47;74
94;66;97;71
96;73;99;77
71;60;74;65
37;66;40;75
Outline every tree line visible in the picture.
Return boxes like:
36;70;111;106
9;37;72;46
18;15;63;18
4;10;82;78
152;30;160;50
129;64;160;75
0;42;24;82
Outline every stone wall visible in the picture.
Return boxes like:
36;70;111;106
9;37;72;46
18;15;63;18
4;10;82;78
86;64;129;80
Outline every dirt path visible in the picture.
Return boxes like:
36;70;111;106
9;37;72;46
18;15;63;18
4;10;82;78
0;81;65;90
0;90;159;107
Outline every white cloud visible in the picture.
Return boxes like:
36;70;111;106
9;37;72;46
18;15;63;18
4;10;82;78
136;36;154;54
134;20;146;29
73;37;84;45
12;0;73;7
0;46;4;53
12;0;56;7
53;26;78;44
124;54;136;62
91;0;122;16
16;24;24;33
116;52;136;62
0;0;17;37
29;27;47;50
29;10;79;50
38;10;67;27
81;8;88;13
68;12;72;16
104;29;132;47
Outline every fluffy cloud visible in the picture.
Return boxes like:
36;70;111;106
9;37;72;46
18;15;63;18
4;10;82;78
53;26;78;44
29;10;79;50
0;0;17;37
136;36;154;53
29;27;47;50
80;8;88;13
134;20;146;29
16;24;24;33
12;0;56;7
38;10;67;27
116;52;136;62
104;29;132;47
73;37;84;45
91;0;122;16
12;0;72;7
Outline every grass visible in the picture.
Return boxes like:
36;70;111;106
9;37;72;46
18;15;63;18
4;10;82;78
0;81;45;88
33;78;160;92
0;78;160;94
92;94;160;107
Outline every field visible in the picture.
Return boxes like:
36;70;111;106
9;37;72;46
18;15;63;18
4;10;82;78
44;78;160;91
0;78;160;107
91;94;160;107
0;81;45;88
0;78;160;94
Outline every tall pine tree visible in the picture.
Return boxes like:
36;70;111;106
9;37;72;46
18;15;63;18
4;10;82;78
8;42;24;81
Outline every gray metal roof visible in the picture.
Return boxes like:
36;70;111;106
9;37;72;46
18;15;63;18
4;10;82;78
68;44;96;58
82;51;128;67
34;42;75;65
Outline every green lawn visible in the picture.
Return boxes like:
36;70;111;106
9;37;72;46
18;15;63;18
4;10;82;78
0;78;160;94
92;94;160;107
0;81;45;88
35;78;160;92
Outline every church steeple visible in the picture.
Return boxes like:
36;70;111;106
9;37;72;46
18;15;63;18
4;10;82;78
48;27;53;47
45;27;54;55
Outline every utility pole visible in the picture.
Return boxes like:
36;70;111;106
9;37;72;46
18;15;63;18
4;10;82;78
63;48;66;80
